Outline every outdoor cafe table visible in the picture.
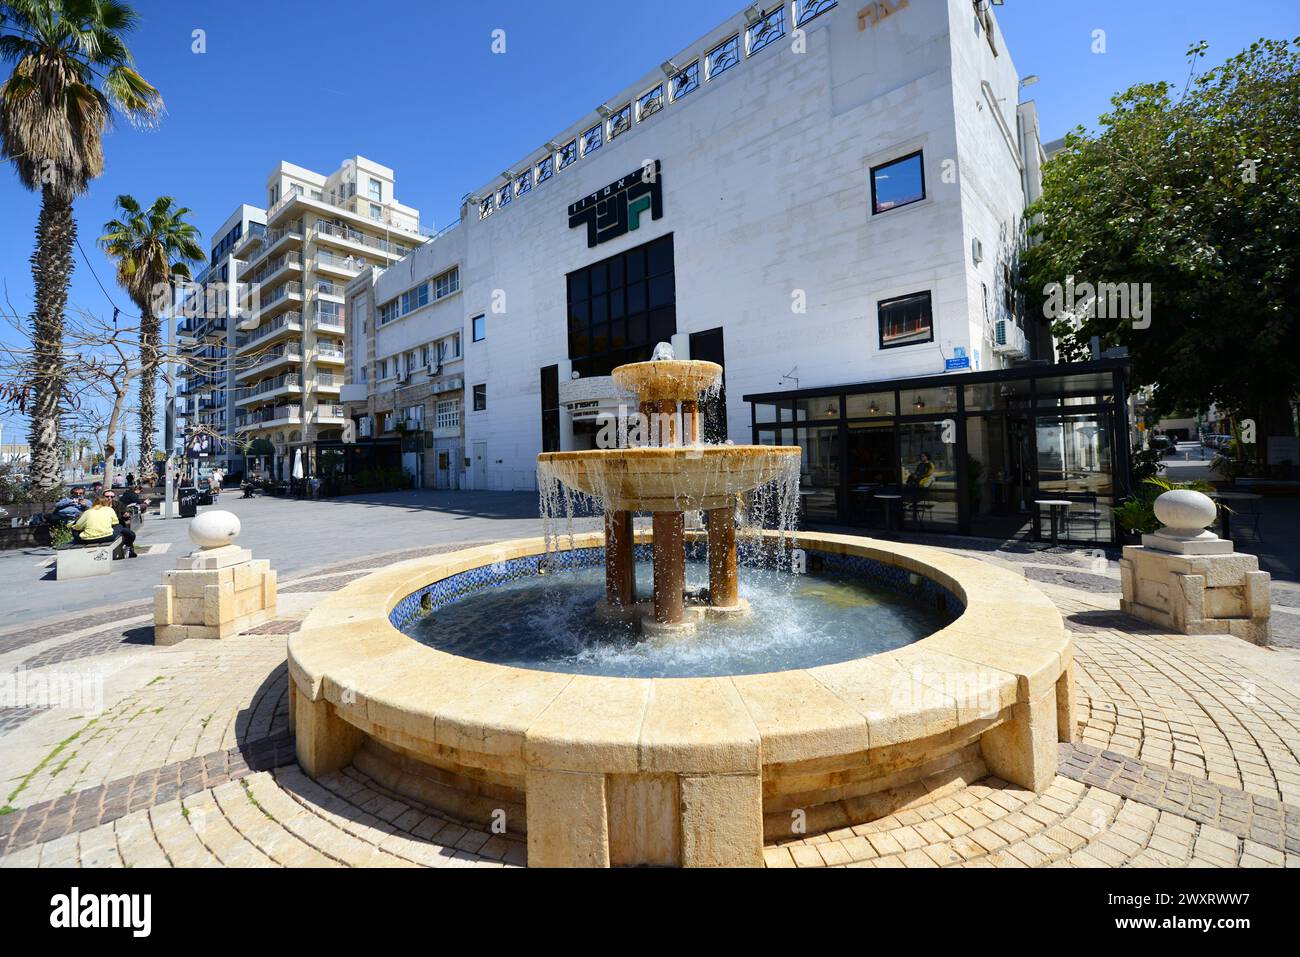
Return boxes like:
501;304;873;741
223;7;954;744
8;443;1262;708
1034;499;1073;547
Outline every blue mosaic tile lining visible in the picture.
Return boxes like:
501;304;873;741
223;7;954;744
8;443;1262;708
389;544;965;631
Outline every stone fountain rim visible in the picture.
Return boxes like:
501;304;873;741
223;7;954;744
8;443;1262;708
288;531;1069;779
537;445;802;462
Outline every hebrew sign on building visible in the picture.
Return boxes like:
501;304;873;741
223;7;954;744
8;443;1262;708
568;161;663;248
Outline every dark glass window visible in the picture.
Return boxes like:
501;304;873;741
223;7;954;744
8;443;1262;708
540;365;560;453
566;235;675;378
878;291;934;350
871;151;926;214
472;383;487;411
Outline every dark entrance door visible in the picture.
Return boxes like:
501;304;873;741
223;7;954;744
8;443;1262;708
688;327;727;443
845;422;896;526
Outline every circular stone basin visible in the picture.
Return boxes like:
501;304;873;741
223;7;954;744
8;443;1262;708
402;557;952;678
288;531;1074;869
537;445;800;511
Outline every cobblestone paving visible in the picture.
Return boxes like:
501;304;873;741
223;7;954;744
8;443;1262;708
2;537;1298;869
0;604;151;656
0;707;49;734
20;621;154;669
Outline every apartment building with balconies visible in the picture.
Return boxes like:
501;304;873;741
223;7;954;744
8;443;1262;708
212;156;426;479
177;203;264;474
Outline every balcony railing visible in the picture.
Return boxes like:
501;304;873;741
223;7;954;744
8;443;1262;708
268;185;424;237
243;252;302;287
315;250;364;274
237;373;300;402
316;404;346;419
238;344;302;374
313;279;346;298
316;347;344;362
312;307;346;332
259;281;303;309
235;403;301;429
238;310;303;348
313;221;412;257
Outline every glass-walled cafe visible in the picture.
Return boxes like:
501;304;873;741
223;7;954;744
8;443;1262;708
745;359;1133;545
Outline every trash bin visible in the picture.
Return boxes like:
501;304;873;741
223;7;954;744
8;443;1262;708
179;487;200;519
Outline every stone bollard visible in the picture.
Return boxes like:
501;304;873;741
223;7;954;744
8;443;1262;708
153;510;277;645
1120;490;1270;644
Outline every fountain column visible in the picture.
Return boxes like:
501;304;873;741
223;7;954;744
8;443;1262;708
604;510;635;608
706;502;739;609
652;512;686;625
682;399;701;444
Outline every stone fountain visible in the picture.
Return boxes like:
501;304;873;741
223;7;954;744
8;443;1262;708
536;345;801;634
287;345;1075;867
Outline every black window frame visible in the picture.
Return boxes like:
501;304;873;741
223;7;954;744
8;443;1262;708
565;234;676;379
472;383;487;411
877;290;935;351
471;314;486;342
870;150;926;216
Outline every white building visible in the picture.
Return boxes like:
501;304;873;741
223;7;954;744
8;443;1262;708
347;1;1063;506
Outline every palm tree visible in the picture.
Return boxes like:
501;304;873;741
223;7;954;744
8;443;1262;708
99;194;203;482
0;0;163;492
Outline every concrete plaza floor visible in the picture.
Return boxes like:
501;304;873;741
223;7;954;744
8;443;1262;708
1;490;1298;868
0;490;544;627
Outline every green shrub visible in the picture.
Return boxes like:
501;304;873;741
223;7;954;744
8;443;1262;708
1114;477;1216;535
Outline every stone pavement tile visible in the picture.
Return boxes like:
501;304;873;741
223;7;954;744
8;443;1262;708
763;846;795;868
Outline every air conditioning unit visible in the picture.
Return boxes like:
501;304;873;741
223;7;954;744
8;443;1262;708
396;370;409;385
992;319;1027;358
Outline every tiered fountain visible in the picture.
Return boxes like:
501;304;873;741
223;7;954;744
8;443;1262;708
288;345;1075;868
536;345;800;635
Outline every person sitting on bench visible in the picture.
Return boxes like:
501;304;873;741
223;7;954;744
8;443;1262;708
905;453;935;506
70;495;137;559
52;486;90;524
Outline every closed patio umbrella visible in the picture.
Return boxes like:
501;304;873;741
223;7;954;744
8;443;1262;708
292;448;304;480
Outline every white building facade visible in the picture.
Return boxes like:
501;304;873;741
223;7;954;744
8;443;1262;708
347;0;1049;497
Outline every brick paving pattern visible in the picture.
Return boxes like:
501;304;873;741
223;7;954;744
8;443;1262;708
0;732;296;855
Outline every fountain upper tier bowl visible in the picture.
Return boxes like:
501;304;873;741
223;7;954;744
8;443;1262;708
611;358;723;403
537;445;800;512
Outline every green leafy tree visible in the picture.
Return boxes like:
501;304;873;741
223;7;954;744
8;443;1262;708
0;0;163;491
99;194;203;482
1022;38;1300;470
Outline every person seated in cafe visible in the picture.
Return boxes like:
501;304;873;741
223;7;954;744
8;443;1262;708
70;495;137;558
52;486;90;524
905;452;935;505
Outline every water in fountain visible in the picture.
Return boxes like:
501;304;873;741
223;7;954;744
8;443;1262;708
403;557;947;678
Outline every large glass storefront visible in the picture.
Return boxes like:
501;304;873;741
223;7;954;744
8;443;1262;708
746;360;1132;544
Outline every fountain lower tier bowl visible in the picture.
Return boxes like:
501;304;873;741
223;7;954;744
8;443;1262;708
287;532;1076;868
537;445;800;511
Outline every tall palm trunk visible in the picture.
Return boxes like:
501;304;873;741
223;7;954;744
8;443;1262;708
137;309;159;484
27;185;75;493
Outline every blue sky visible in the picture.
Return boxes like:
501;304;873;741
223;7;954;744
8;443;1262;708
2;0;1298;443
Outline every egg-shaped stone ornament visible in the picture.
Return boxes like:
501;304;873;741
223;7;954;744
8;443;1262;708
1153;489;1217;534
189;510;241;549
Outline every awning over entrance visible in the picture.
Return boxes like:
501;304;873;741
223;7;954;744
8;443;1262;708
743;359;1133;545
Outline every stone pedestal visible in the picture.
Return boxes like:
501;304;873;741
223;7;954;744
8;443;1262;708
1120;490;1271;644
154;512;277;645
